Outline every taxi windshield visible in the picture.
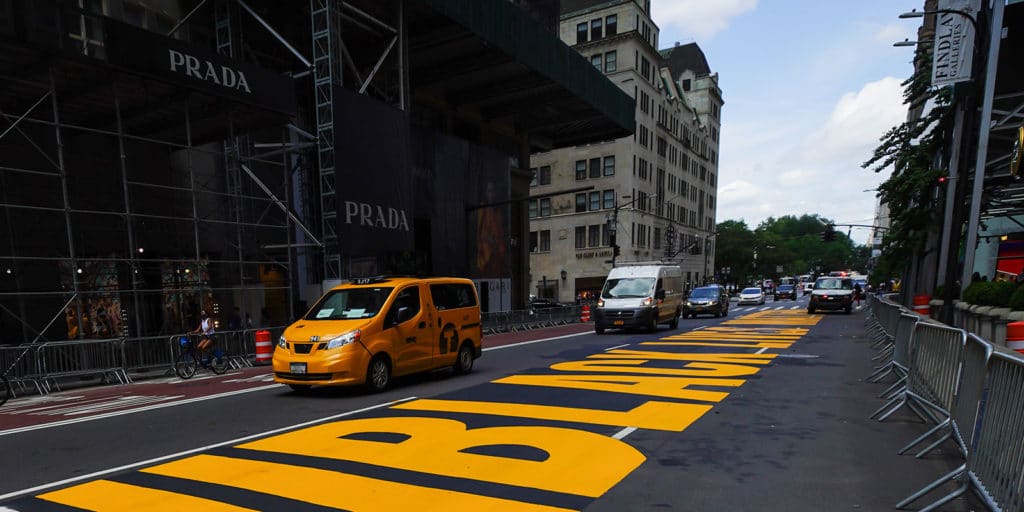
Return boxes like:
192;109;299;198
304;287;393;320
601;278;655;299
689;288;717;299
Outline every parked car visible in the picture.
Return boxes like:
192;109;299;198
808;276;854;314
683;285;729;318
774;284;798;301
737;287;766;305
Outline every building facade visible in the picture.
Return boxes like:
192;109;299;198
528;0;723;302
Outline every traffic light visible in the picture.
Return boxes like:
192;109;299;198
821;224;836;242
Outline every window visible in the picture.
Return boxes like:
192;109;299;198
682;78;691;91
640;57;650;82
575;226;586;249
387;286;421;324
529;168;538;187
604;51;617;72
576;22;588;44
601;223;610;246
429;283;477;310
529;231;538;252
603;155;615;176
589;158;601;178
603;190;615;209
589;191;600;211
539;165;551;185
654;227;661;250
591;54;602;69
539;198;551;217
575;193;587;213
539;230;551;252
588;225;601;247
575;160;587;180
528;200;538;219
606;14;617;36
590;18;603;39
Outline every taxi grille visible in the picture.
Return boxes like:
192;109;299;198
293;343;313;354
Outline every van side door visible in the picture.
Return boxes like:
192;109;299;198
383;284;432;375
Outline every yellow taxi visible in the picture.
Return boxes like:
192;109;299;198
273;276;482;392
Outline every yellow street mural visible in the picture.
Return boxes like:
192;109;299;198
29;309;819;511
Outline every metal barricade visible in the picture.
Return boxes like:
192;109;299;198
869;312;918;390
901;348;1024;512
121;335;177;375
35;338;128;391
874;320;963;426
897;334;993;510
0;344;44;396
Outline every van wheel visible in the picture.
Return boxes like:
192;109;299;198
365;355;391;392
648;316;658;332
669;311;679;329
454;342;474;375
595;325;605;334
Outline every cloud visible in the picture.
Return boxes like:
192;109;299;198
717;77;905;243
874;23;912;44
654;0;758;39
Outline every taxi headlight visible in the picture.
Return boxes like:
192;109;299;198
278;335;287;349
327;329;361;349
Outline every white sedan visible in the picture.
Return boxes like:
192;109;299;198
737;287;766;305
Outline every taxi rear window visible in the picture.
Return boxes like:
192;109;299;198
430;283;477;310
305;287;393;320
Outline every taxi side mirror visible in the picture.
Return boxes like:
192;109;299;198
389;306;411;327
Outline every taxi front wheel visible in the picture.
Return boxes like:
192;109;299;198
366;355;391;392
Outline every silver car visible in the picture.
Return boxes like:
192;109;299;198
737;287;765;305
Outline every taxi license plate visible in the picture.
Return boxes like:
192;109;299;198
613;320;625;326
290;363;307;374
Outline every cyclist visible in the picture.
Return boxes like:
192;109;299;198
191;310;216;362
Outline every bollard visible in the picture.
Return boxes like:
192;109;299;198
580;305;591;322
1007;321;1024;354
912;294;931;317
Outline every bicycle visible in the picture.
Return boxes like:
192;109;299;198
174;335;229;379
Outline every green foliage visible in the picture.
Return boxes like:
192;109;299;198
716;214;865;286
961;281;985;305
990;281;1018;308
862;43;953;275
1009;285;1024;311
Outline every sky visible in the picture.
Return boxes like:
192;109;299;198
652;0;925;244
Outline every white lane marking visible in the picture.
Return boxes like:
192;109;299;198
692;326;706;331
605;344;630;351
483;331;590;351
0;384;283;437
0;396;418;502
774;306;784;310
758;307;770;311
612;426;637;439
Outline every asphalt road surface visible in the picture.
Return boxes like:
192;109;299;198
0;296;978;511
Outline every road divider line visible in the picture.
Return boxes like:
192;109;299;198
605;344;630;351
612;426;637;440
0;396;418;503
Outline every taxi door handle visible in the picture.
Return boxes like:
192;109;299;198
437;318;442;328
418;321;426;329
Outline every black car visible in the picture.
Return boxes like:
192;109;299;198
774;284;798;301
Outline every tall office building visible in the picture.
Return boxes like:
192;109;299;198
528;0;723;302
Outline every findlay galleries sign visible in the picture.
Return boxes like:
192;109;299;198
932;0;981;87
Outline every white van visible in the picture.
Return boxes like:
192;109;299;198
592;264;684;334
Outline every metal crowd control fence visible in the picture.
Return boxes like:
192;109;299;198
897;334;993;510
874;321;964;426
870;313;918;404
482;305;582;335
35;339;129;392
0;326;290;399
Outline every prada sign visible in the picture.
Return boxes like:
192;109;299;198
103;19;295;114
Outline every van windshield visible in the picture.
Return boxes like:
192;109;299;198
601;277;655;299
304;287;393;320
